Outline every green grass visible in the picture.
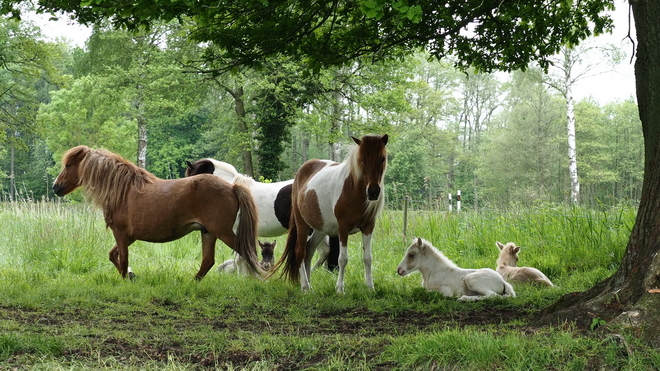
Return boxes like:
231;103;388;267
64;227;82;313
0;201;657;370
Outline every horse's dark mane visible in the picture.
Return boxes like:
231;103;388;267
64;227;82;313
72;147;157;213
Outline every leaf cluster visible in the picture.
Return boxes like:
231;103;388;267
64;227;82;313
2;0;614;74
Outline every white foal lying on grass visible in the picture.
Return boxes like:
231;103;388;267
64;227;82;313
496;241;554;286
397;238;515;301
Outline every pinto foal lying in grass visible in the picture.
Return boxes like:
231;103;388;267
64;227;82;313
397;238;515;301
496;241;554;286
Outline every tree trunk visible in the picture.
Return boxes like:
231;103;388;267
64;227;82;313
233;86;254;177
9;143;15;202
136;92;147;169
538;0;660;346
329;91;342;161
565;51;580;204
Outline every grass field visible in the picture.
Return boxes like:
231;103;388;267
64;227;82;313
1;201;659;370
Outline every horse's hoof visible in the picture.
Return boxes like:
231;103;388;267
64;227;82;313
128;272;136;280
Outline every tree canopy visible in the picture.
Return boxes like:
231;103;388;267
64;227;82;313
2;0;614;73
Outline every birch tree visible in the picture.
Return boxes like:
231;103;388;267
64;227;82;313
545;44;624;204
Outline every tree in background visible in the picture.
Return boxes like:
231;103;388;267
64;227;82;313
545;43;625;204
0;17;65;200
478;69;566;206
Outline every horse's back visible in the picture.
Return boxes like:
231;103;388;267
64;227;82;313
499;266;553;286
140;175;239;220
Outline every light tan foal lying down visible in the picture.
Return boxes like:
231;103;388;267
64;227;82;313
496;242;553;286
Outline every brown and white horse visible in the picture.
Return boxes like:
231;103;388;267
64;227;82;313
52;145;263;280
274;134;388;293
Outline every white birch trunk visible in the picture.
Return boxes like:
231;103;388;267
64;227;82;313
136;87;147;169
565;79;580;204
137;117;147;169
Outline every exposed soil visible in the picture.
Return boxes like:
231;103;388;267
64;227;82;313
0;303;535;369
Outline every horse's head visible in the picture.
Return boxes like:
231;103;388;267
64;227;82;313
397;237;427;276
53;145;91;197
352;134;388;201
496;241;520;267
258;240;276;270
185;159;216;177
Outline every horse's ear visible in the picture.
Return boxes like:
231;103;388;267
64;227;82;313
258;240;264;247
381;134;388;145
186;160;193;169
351;136;362;145
416;237;423;247
496;241;504;250
513;246;521;254
271;240;276;248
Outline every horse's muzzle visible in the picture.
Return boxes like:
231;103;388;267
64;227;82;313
367;186;381;200
397;267;406;276
52;183;66;197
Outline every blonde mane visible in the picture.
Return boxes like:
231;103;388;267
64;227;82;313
418;239;459;269
345;145;362;180
209;159;255;187
71;148;157;213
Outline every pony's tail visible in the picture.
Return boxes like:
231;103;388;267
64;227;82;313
269;222;300;283
232;183;263;278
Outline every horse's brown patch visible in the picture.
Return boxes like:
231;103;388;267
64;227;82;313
300;189;324;230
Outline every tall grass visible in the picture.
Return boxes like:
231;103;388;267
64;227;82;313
0;201;654;370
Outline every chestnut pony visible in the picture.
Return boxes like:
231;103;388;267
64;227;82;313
274;134;388;293
52;145;262;280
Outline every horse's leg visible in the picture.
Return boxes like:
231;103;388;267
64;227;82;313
361;233;374;291
304;231;327;282
108;244;120;272
312;237;330;271
196;231;218;280
335;231;350;294
110;231;133;279
295;221;313;291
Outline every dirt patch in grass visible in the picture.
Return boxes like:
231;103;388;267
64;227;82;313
0;303;535;369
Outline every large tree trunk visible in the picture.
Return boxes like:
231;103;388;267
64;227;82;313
538;0;660;345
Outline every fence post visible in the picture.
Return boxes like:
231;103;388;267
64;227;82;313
403;195;409;244
448;193;453;212
457;190;461;212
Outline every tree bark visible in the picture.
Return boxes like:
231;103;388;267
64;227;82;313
232;86;254;177
136;91;147;169
538;0;660;345
565;77;580;204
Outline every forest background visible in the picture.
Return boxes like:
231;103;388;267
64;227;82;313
0;7;642;210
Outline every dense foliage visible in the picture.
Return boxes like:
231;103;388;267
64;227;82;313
0;17;641;208
2;0;614;74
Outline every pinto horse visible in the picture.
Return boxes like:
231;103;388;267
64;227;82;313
185;158;337;268
274;134;388;293
185;159;294;237
52;145;263;280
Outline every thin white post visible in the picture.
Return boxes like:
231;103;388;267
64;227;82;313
457;190;461;212
448;193;453;212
